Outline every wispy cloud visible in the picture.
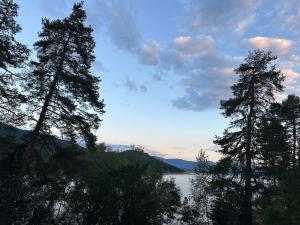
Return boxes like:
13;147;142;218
158;35;239;111
125;78;148;93
180;0;259;32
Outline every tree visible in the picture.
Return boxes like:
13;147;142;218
0;0;29;125
209;157;244;225
190;150;211;224
53;149;181;225
214;50;284;225
256;107;291;185
23;2;104;166
280;95;300;167
262;166;300;225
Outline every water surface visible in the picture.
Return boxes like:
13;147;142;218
164;173;194;197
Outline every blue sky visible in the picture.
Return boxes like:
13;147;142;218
15;0;300;161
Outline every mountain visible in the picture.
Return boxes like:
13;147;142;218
119;150;184;173
0;124;183;173
157;157;215;171
105;144;216;172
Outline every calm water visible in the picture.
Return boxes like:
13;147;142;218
164;173;194;197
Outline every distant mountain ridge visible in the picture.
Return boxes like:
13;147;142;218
118;150;183;173
107;144;215;172
156;157;215;171
0;125;184;173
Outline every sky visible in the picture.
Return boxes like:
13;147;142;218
14;0;300;161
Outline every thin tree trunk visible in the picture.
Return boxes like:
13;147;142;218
292;117;296;167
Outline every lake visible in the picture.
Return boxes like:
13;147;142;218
164;173;194;197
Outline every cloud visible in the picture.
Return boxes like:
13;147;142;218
152;74;163;82
140;85;148;93
181;0;259;32
160;35;223;71
87;0;141;54
235;14;255;33
172;89;219;111
286;8;300;25
86;1;161;66
158;35;238;111
125;78;148;93
140;41;160;65
172;35;214;62
248;36;294;55
125;78;138;91
282;68;300;85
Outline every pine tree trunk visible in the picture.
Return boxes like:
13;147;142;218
22;39;69;171
244;81;254;225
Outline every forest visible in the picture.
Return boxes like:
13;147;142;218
0;1;300;225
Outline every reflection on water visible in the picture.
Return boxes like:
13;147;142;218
164;173;194;197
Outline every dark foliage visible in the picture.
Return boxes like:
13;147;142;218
23;2;104;168
0;144;181;225
0;0;29;125
212;50;284;225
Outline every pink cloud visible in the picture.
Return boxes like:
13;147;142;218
248;36;293;55
173;35;214;61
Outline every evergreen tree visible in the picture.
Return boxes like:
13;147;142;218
23;2;104;165
213;50;284;225
256;108;291;185
262;166;300;225
280;95;300;167
0;0;29;125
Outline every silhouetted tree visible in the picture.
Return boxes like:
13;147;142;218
23;2;104;166
280;95;300;167
256;108;291;185
262;166;300;225
209;157;244;225
0;0;29;125
214;50;284;225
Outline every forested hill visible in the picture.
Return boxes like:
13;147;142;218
0;123;183;173
119;150;184;173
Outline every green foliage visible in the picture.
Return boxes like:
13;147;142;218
262;167;300;225
280;95;300;166
24;2;104;148
0;0;29;125
186;150;210;224
120;149;183;173
213;50;284;225
256;112;291;183
0;140;182;224
66;150;181;225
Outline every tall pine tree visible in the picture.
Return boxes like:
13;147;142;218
23;2;104;166
214;50;284;225
0;0;29;125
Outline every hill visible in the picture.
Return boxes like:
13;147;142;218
0;124;183;173
157;157;215;171
119;150;184;173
